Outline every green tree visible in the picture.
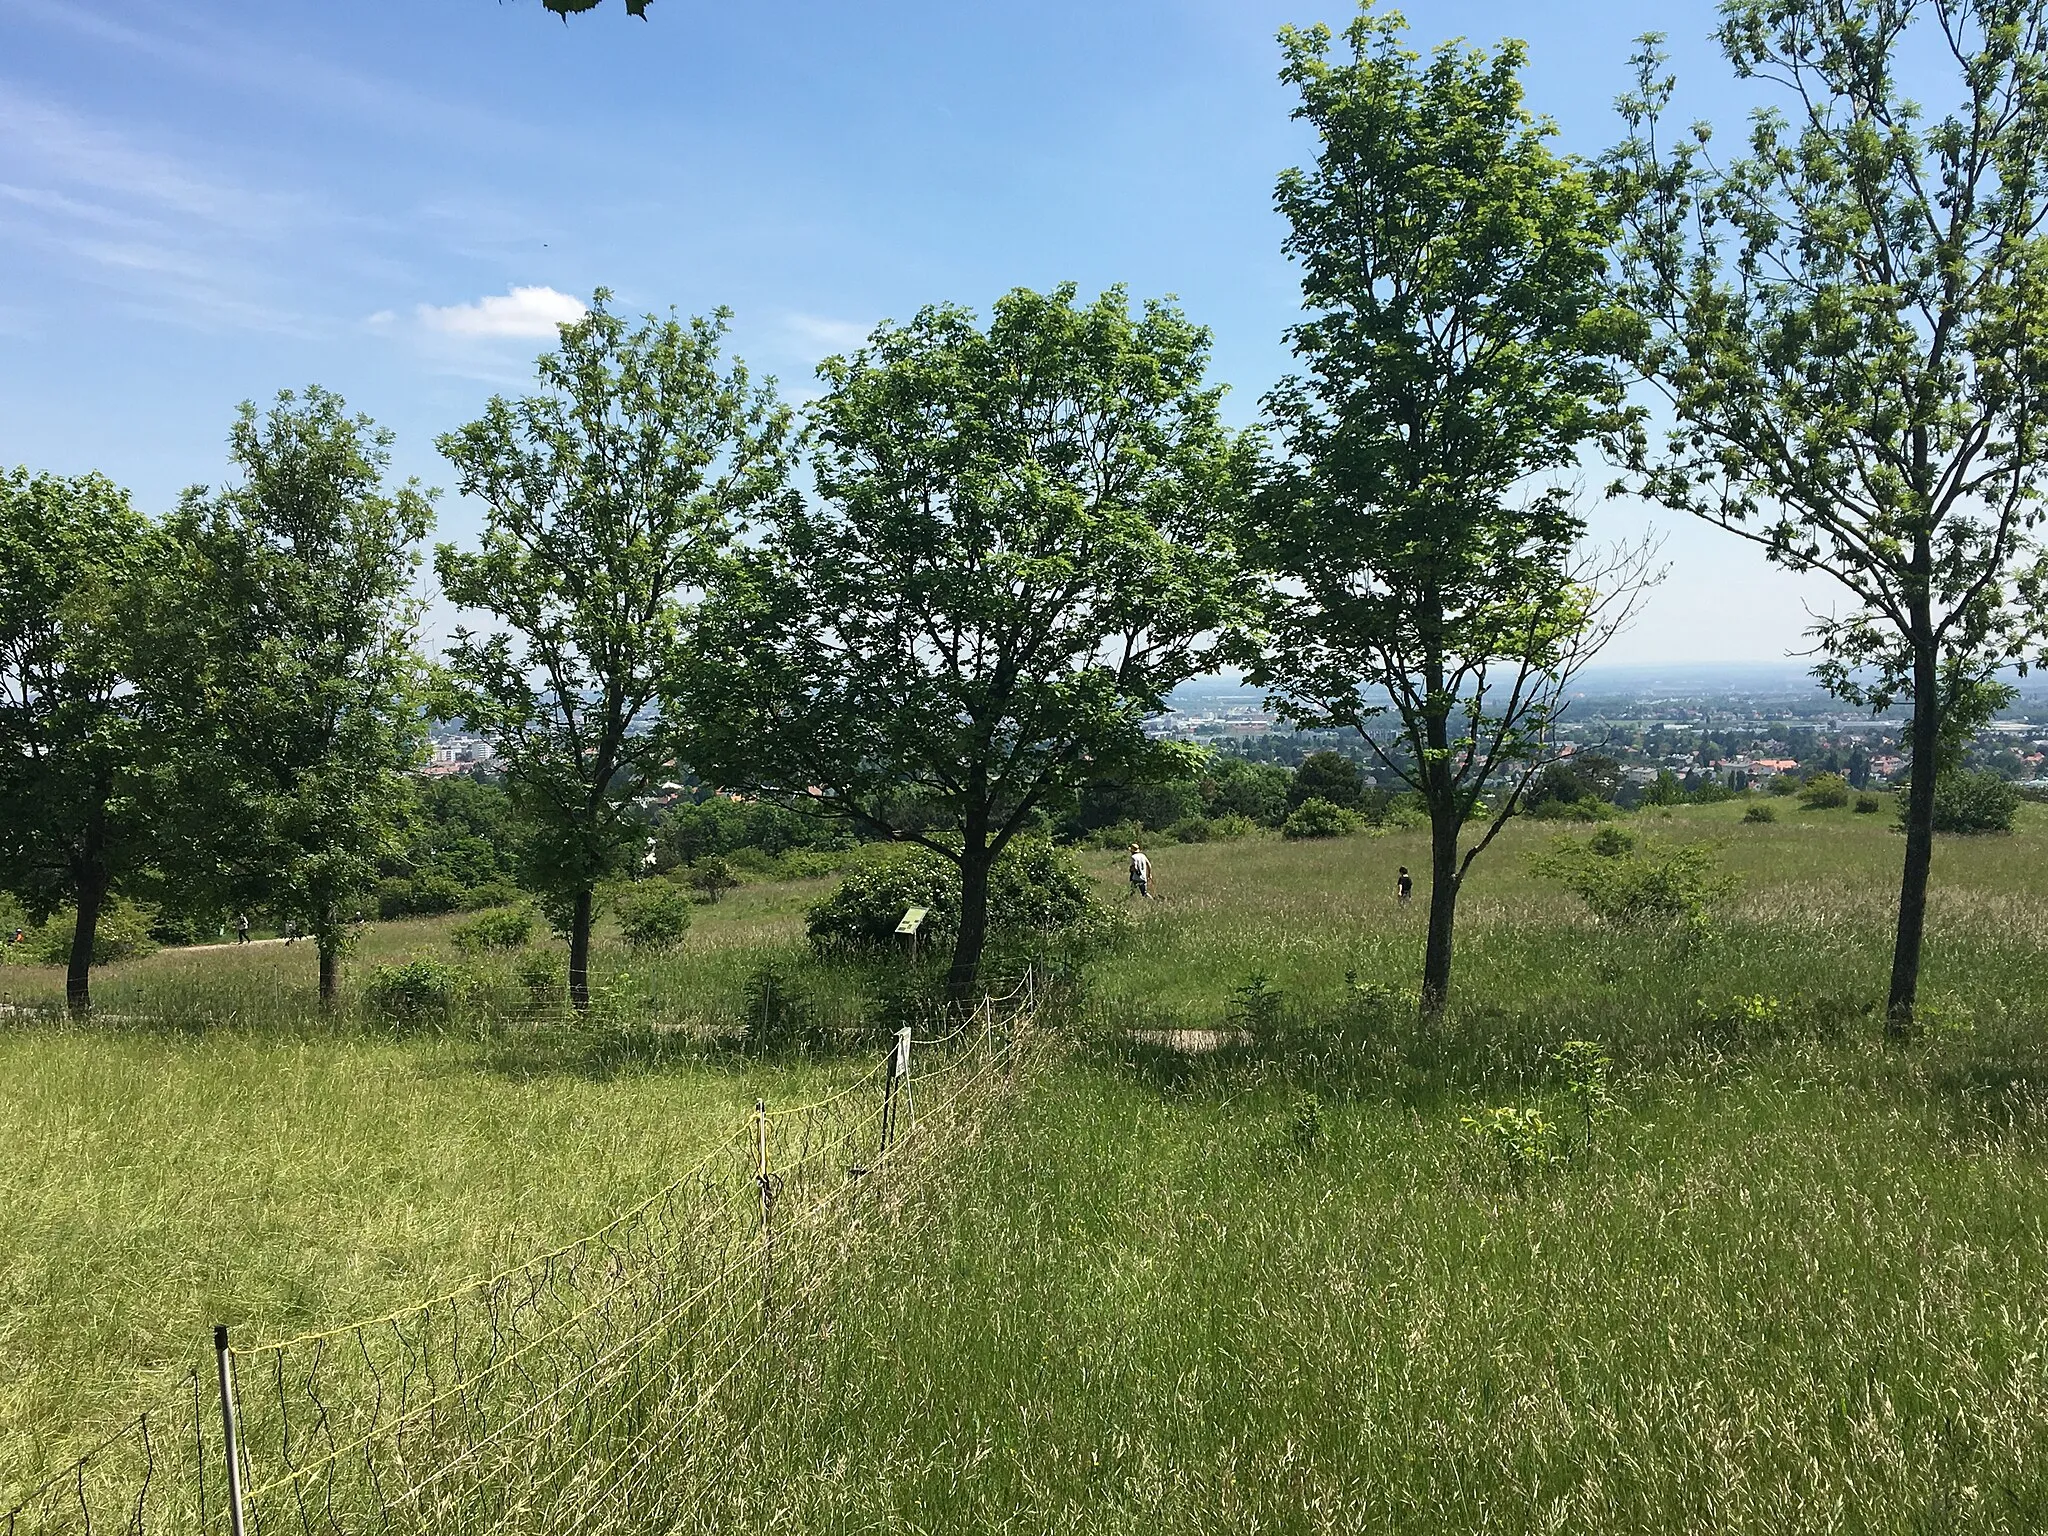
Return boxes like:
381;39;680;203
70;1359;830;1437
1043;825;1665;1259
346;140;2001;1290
1608;3;2048;1031
1288;749;1365;810
1242;9;1656;1015
436;294;798;1009
0;470;161;1014
676;285;1250;1003
155;390;432;1004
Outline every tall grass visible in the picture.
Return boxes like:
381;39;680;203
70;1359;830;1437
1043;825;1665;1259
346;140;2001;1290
5;802;2046;1528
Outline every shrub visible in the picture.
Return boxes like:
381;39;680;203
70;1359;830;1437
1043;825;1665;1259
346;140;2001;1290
1207;813;1258;841
1742;802;1777;825
516;949;566;1009
27;897;160;967
1282;797;1361;840
1588;825;1636;858
376;875;464;919
741;959;816;1054
1854;791;1884;814
1533;833;1735;930
1525;796;1614;822
1225;971;1286;1038
460;880;525;911
362;959;473;1026
613;881;694;953
450;907;533;955
1800;772;1851;809
806;838;1101;954
1460;1105;1559;1181
687;856;740;903
1916;769;2021;835
1165;817;1213;844
1689;781;1737;804
1767;774;1800;797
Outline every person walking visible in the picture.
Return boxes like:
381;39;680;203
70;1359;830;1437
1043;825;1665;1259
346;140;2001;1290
282;917;298;945
234;912;250;944
1396;866;1413;904
1128;843;1153;900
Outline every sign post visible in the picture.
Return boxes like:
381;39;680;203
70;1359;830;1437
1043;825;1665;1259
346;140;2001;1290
894;905;928;963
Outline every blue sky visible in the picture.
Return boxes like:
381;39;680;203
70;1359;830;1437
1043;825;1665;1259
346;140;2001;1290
1;0;1842;662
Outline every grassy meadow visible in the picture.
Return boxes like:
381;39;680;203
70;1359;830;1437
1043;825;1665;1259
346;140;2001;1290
4;796;2048;1529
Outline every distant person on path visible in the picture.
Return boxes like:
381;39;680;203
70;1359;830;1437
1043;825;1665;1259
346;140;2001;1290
234;913;250;943
1128;843;1153;899
282;918;298;945
1396;867;1413;904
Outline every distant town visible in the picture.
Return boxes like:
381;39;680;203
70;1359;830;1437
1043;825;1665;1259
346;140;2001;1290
1138;664;2048;799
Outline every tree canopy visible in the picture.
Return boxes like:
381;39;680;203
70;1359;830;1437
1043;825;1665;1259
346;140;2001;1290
436;293;798;1009
674;283;1253;1001
1608;0;2048;1028
1243;6;1654;1013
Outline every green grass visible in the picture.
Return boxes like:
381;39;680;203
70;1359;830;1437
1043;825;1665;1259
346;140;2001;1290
6;800;2048;1529
0;881;877;1504
716;1045;2048;1533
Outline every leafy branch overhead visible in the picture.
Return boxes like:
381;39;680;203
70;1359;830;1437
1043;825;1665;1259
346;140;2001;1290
538;0;653;17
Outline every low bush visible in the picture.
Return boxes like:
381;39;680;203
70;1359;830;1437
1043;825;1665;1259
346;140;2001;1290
460;880;525;912
1532;832;1735;930
23;897;160;967
1282;797;1361;840
1767;775;1800;797
741;959;817;1054
686;856;740;903
361;958;474;1027
376;875;465;920
516;949;566;1010
450;907;533;955
1742;803;1777;824
1207;813;1258;841
1919;769;2021;835
1800;772;1851;809
806;838;1103;954
1165;817;1213;844
1854;791;1884;814
1524;796;1615;822
612;881;694;953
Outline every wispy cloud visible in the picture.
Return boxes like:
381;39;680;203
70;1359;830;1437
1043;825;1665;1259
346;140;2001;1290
0;80;322;333
3;0;525;149
416;286;588;339
782;312;874;357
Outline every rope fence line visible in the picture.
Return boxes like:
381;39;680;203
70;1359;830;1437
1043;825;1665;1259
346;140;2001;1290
3;971;1037;1536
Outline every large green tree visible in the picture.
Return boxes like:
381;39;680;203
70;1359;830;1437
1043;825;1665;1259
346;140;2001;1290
1608;0;2048;1031
436;295;797;1010
155;389;433;1004
674;284;1251;1003
0;470;161;1015
1242;8;1654;1015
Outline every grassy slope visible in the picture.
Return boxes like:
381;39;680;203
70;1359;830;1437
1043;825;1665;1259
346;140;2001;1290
6;803;2048;1528
0;884;864;1500
701;804;2048;1534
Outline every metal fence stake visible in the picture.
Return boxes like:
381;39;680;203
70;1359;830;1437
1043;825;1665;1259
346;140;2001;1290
213;1325;248;1536
755;1098;773;1313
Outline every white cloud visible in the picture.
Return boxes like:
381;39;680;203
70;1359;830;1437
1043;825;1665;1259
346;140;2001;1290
416;285;587;339
783;312;873;355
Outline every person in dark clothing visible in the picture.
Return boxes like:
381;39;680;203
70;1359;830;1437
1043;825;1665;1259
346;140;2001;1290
1396;867;1413;904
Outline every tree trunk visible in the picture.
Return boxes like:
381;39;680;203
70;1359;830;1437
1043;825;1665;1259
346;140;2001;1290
946;846;993;1008
1887;628;1941;1036
314;902;342;1009
1420;807;1461;1017
568;886;595;1012
66;869;108;1018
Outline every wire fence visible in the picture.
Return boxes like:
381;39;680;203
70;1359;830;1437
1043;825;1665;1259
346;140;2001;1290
5;974;1036;1536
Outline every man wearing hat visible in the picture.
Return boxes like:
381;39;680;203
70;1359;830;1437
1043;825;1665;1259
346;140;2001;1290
1127;842;1153;899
